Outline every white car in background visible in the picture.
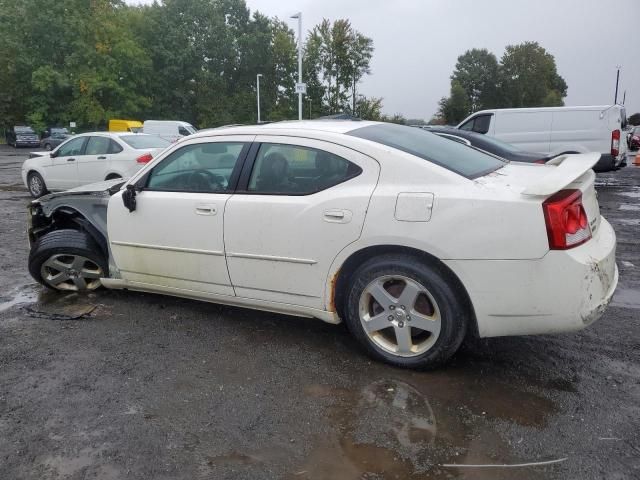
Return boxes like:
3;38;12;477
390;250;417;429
142;120;197;143
26;121;618;369
22;132;171;197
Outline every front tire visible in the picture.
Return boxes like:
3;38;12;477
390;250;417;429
29;229;107;292
344;254;468;369
27;171;47;198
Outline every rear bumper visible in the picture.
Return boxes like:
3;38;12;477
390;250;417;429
444;217;618;337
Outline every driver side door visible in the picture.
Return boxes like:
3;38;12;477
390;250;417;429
107;136;253;297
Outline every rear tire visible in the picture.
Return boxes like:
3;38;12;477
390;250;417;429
27;171;47;198
344;254;468;369
44;143;52;151
29;229;107;292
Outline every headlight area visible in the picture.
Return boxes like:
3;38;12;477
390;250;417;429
27;203;51;246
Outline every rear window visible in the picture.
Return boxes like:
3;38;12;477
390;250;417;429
120;135;171;149
348;123;506;178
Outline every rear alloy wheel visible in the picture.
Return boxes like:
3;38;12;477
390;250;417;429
29;229;107;292
345;255;468;369
27;172;47;198
44;143;52;151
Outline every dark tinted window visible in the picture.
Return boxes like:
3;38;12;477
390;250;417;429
178;126;191;136
247;144;361;195
348;123;505;179
147;142;245;193
472;115;492;134
109;140;123;154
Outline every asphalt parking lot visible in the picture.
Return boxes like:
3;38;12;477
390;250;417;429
0;145;638;479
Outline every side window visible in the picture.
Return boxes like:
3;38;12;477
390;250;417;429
85;136;111;156
459;118;474;131
472;114;492;134
247;143;362;195
109;139;123;154
57;137;87;157
146;142;246;193
178;126;190;136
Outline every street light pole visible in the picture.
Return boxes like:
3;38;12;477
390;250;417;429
614;65;621;105
291;12;303;120
256;74;263;123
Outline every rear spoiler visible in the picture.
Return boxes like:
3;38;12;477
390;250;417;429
521;153;601;196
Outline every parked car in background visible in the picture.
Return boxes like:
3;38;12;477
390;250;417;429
6;125;40;147
457;105;628;171
21;132;171;197
143;120;197;142
40;127;71;151
627;126;640;151
423;126;553;163
25;121;617;369
108;119;143;133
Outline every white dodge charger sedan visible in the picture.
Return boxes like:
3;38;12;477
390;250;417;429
21;132;171;197
26;121;618;368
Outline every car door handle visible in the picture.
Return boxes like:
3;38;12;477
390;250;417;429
97;156;107;160
195;204;217;216
323;209;352;223
67;158;75;162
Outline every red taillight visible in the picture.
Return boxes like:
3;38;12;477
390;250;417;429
136;153;153;164
542;189;591;250
534;159;546;164
611;129;620;157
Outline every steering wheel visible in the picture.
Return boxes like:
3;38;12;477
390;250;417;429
187;169;225;191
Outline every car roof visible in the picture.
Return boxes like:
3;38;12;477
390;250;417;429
73;132;157;138
189;120;381;139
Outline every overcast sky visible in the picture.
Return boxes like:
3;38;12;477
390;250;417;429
127;0;640;119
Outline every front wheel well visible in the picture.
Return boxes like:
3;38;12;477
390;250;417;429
105;173;122;180
332;245;478;336
32;207;108;258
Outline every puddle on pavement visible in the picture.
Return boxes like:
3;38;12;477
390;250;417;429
286;376;555;479
0;284;99;319
618;204;640;211
618;189;640;199
611;287;640;309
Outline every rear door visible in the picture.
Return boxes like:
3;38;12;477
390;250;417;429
224;136;379;309
77;136;115;184
46;136;87;190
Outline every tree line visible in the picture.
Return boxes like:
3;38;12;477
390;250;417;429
0;0;382;131
435;42;568;125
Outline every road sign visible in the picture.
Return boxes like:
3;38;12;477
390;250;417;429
69;122;76;128
295;83;307;94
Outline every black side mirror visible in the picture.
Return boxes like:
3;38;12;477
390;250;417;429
50;150;58;158
122;184;137;212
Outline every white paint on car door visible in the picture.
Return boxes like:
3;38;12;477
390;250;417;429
45;136;87;190
224;135;380;309
107;137;253;296
78;136;112;185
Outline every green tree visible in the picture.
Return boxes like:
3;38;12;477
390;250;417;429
500;41;567;108
437;81;470;124
354;95;383;120
627;113;640;125
305;19;373;115
451;48;501;111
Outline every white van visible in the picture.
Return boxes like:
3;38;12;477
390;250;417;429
142;120;197;143
457;105;628;171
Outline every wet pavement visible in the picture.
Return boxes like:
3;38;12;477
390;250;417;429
0;145;638;479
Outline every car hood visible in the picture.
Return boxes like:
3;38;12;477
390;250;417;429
39;178;126;202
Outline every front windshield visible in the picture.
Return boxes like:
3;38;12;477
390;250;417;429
51;128;69;135
348;123;506;179
185;124;197;134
